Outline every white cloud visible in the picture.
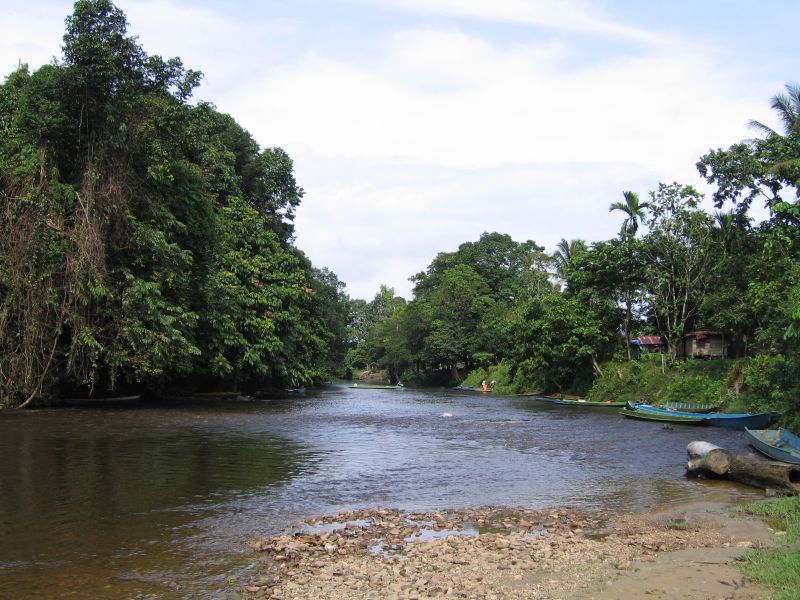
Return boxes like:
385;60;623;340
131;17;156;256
0;2;65;73
381;0;671;44
227;26;761;170
221;24;768;298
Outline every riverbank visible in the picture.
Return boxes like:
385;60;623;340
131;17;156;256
238;499;776;599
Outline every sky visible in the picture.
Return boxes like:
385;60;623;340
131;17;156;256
1;0;797;299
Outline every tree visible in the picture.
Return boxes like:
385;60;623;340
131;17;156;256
412;232;543;304
640;183;716;358
698;83;800;222
511;292;616;392
697;211;756;354
698;83;800;357
0;1;344;406
569;239;644;360
552;238;587;291
749;83;800;139
609;190;650;237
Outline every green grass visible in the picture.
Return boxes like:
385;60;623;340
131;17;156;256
739;496;800;540
737;496;800;599
664;517;688;531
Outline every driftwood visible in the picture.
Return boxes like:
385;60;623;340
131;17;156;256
686;441;800;495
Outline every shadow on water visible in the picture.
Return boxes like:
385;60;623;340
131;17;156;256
0;385;765;597
0;404;310;598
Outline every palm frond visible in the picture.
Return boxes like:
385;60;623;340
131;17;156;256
748;119;778;138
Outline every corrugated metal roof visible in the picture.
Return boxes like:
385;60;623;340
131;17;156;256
637;336;663;346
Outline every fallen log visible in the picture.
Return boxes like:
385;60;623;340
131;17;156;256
686;441;800;495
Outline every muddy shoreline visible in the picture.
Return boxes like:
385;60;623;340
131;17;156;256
235;498;776;599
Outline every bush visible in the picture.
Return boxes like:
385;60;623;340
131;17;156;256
461;360;519;394
661;376;724;406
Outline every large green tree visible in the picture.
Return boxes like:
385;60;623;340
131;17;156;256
0;0;344;407
640;183;716;358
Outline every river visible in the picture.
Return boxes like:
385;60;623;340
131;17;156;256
0;384;762;598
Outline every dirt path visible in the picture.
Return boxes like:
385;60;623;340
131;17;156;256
237;499;777;599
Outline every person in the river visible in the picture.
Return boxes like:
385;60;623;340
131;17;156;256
481;380;488;392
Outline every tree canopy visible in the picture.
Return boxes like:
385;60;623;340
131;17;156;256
0;0;350;407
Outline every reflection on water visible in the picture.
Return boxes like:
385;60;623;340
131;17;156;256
0;385;763;597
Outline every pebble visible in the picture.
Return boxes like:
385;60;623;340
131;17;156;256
234;505;733;599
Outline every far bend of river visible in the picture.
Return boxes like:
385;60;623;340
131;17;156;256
0;385;764;598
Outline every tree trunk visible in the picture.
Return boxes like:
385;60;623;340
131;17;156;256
591;355;604;377
686;441;800;495
624;301;632;360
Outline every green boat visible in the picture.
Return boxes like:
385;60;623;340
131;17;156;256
350;383;405;389
555;398;626;407
619;408;708;425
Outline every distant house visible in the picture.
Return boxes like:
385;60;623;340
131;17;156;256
632;335;663;359
676;330;726;359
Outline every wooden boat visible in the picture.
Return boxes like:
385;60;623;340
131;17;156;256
350;383;405;389
543;393;583;401
555;398;626;407
61;394;141;407
619;408;708;425
454;386;492;393
525;395;561;403
745;428;800;465
632;404;780;430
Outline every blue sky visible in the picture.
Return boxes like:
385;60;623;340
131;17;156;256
1;1;796;299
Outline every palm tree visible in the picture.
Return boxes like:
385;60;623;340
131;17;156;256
749;83;800;138
552;238;587;280
749;84;800;192
711;210;735;253
609;191;651;237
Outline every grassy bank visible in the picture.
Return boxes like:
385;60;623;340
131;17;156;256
586;356;799;429
462;355;799;429
738;496;800;600
585;356;741;404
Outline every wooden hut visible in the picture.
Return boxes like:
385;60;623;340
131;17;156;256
677;330;726;359
631;336;663;360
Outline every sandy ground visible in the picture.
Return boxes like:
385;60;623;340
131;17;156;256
237;499;777;600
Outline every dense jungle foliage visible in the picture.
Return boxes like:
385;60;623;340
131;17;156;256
0;1;351;407
347;85;800;428
3;2;799;428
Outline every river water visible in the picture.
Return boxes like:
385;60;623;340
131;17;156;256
0;385;762;598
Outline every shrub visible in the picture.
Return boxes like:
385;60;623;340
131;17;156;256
661;375;724;406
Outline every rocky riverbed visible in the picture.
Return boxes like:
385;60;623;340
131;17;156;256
236;502;774;599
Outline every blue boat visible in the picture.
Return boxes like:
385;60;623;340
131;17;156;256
745;428;800;465
631;404;779;430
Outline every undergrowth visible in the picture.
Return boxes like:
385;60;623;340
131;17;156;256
737;496;800;600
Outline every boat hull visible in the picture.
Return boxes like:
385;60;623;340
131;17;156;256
350;384;405;389
745;428;800;465
619;408;708;425
632;404;779;430
556;399;626;407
